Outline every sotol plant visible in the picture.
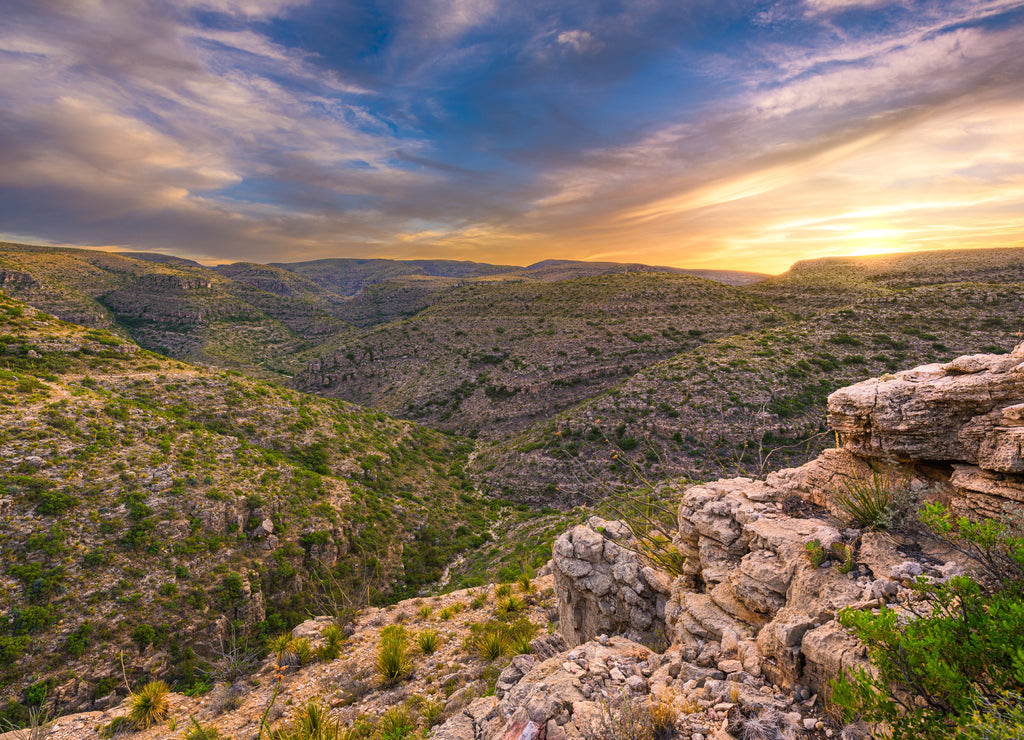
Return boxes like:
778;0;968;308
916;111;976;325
376;625;412;687
127;680;171;730
834;465;912;530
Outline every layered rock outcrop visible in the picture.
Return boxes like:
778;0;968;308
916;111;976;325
553;343;1024;706
552;517;671;648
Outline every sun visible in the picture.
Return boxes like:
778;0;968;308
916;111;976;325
843;229;906;257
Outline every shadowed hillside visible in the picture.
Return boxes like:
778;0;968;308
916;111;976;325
291;272;789;436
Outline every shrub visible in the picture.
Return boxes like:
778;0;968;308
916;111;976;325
516;573;533;593
416;629;441;655
834;465;911;529
585;689;673;740
269;634;312;668
132;623;156;651
475;631;507;662
376;705;416;740
495;595;525;617
507;631;533;656
494;583;513;599
210;628;260;683
317;624;345;662
291;637;313;665
420;698;445;728
127;680;171;730
831;504;1024;739
376;626;412;687
274;699;341;740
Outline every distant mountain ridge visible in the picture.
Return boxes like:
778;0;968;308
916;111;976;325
4;241;1023;506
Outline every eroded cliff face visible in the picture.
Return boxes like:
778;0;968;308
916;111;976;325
554;342;1024;708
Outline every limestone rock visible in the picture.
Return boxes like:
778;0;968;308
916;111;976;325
827;342;1024;470
553;517;669;647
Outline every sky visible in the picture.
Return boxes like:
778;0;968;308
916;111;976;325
1;0;1023;273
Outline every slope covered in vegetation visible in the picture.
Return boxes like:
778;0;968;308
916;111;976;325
0;291;513;710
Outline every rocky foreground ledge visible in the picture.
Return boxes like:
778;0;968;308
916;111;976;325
22;343;1024;739
540;341;1024;739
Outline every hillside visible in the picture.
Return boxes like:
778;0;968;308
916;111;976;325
0;291;548;710
472;250;1024;502
744;246;1024;316
0;244;361;379
517;259;768;285
271;258;524;297
291;273;790;437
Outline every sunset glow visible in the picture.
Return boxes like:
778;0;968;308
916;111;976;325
1;0;1023;272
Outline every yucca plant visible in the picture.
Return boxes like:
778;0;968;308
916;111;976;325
317;624;345;661
420;698;445;728
376;705;416;740
417;605;433;619
269;634;313;667
185;717;226;740
475;631;507;662
127;680;171;730
274;699;341;740
416;629;441;655
494;583;513;599
835;465;911;530
376;626;412;686
507;631;533;656
495;595;525;617
269;633;295;666
292;637;313;665
516;573;533;593
469;593;487;610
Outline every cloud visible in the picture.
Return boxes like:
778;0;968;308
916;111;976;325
556;29;596;53
0;0;1022;271
803;0;899;13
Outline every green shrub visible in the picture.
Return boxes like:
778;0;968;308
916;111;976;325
291;637;313;665
274;699;341;740
416;629;441;655
516;573;532;593
832;504;1024;739
376;704;415;740
132;623;156;651
126;680;171;730
834;465;911;529
507;631;533;656
317;624;345;662
376;626;412;687
495;595;525;617
420;698;445;728
475;631;507;662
